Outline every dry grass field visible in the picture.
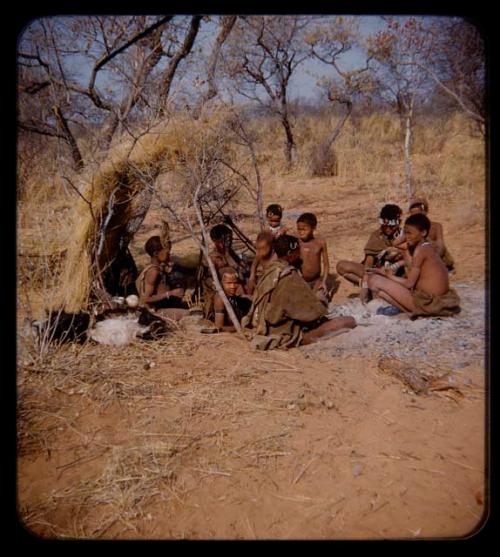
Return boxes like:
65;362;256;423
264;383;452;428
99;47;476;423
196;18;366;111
17;110;487;539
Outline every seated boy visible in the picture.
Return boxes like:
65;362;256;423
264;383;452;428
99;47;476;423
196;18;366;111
247;231;275;295
242;234;356;350
213;267;252;332
363;213;460;318
296;212;335;305
266;204;289;238
136;236;189;320
336;204;404;302
201;224;250;318
408;197;455;271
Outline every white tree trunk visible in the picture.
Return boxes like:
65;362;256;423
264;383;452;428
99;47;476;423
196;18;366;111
403;110;413;202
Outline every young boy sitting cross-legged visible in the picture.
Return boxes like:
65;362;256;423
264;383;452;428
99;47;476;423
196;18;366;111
213;267;252;332
136;236;189;321
336;204;404;302
363;213;461;319
296;212;334;305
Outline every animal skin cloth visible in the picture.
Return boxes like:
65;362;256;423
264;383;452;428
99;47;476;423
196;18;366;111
242;259;327;350
363;228;402;261
410;287;461;318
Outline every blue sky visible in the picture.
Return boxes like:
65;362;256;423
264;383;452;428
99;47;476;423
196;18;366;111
289;16;386;100
20;15;424;103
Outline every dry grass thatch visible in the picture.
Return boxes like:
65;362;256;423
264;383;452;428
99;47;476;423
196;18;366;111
56;108;237;313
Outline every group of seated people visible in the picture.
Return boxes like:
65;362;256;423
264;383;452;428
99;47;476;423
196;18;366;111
134;197;461;349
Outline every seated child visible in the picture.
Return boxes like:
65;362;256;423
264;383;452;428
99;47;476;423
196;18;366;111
296;212;335;305
266;204;289;238
336;204;404;302
204;224;250;282
135;236;189;320
201;224;250;318
213;267;252;332
247;231;275;295
408;197;455;271
363;213;460;318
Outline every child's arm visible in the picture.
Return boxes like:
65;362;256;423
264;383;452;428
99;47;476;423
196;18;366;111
391;230;406;247
432;222;445;256
142;268;171;304
319;240;330;291
367;245;427;289
213;295;237;332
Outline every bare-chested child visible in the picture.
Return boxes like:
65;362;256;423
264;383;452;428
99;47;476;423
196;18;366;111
247;231;276;295
296;213;332;305
266;204;289;238
135;236;189;321
213;267;252;332
336;204;404;302
407;197;455;271
363;213;460;318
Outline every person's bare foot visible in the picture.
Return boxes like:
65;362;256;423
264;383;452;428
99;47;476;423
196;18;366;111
359;287;371;304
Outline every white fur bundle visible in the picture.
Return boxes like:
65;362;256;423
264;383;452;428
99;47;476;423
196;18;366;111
88;318;149;346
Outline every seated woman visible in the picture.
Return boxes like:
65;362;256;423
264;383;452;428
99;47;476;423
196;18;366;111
135;236;189;321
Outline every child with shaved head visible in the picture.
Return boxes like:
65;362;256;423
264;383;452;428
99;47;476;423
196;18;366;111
296;212;334;305
408;197;455;271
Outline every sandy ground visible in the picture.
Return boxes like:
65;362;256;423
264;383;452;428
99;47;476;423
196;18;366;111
17;176;487;539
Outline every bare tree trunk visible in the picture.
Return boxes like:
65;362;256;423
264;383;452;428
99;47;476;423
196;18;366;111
204;16;237;103
252;147;265;230
326;101;352;149
193;184;245;337
281;112;296;169
160;15;202;110
403;107;413;202
52;106;84;170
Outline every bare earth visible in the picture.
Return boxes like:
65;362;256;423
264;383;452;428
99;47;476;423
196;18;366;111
17;177;487;539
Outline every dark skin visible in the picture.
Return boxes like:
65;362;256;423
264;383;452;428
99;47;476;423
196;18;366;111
408;206;445;256
267;213;288;236
142;247;187;321
280;247;356;344
336;221;402;302
210;233;248;294
213;272;246;332
364;223;450;314
296;221;329;292
247;238;275;295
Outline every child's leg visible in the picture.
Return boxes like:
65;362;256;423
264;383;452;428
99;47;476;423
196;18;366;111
336;261;365;286
313;274;340;303
366;274;418;313
301;316;356;345
311;278;329;305
169;288;185;298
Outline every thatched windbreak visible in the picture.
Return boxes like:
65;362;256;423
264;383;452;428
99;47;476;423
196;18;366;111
58;109;237;313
